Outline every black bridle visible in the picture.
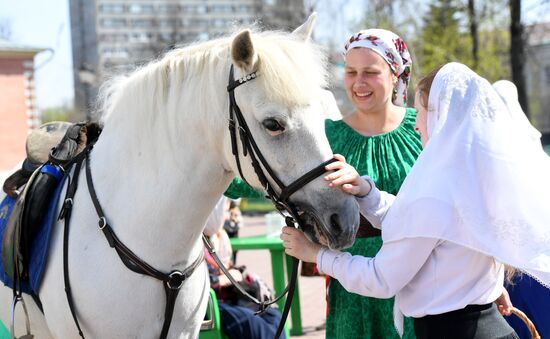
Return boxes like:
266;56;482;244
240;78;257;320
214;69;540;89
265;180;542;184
214;65;336;338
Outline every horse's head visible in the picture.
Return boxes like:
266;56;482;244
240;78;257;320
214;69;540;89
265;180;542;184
222;14;359;250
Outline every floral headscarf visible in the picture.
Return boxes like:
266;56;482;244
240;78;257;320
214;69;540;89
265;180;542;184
344;29;412;106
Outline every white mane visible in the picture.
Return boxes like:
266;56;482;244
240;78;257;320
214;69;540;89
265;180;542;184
95;29;329;129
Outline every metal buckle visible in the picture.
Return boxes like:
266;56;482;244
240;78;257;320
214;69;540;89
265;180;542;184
11;295;33;339
98;217;107;230
64;198;73;207
166;271;185;290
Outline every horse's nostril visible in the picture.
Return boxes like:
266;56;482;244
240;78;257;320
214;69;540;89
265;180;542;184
330;214;342;233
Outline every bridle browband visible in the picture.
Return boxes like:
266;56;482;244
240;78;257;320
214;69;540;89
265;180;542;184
216;65;336;338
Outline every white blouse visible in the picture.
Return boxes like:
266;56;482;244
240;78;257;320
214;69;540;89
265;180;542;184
316;183;504;319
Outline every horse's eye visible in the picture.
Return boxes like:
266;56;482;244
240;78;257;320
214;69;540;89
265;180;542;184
263;119;285;133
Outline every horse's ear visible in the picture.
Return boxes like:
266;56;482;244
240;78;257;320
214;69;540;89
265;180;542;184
292;12;317;41
231;29;258;72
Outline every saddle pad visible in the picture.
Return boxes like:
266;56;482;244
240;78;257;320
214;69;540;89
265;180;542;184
0;177;66;294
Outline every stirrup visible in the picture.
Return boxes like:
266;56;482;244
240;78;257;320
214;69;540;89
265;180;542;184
10;295;34;339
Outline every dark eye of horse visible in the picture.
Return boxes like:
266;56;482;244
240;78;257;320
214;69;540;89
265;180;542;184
263;119;285;132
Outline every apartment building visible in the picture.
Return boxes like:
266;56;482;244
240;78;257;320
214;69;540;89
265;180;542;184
69;0;306;118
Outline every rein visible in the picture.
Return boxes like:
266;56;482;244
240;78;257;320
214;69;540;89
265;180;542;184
59;146;204;339
223;65;336;338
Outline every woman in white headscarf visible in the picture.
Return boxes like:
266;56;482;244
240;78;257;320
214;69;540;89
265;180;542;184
281;62;550;338
492;79;550;338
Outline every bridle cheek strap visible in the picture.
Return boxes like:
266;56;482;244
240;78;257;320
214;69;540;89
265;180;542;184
226;64;336;338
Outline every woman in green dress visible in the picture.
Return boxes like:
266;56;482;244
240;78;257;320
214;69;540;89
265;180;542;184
324;29;420;339
225;28;420;338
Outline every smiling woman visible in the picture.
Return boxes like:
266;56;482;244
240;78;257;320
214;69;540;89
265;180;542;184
322;28;420;339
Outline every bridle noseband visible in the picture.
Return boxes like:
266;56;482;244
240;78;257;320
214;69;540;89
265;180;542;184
215;65;336;338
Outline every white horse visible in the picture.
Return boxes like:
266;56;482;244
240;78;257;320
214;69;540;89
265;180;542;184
0;14;359;338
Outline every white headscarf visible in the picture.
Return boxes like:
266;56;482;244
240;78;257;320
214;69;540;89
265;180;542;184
344;29;412;106
492;80;542;145
382;63;550;287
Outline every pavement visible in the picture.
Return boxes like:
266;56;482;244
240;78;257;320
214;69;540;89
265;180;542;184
236;215;326;339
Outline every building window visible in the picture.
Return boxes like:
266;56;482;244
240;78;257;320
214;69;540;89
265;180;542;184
101;18;126;28
196;5;208;13
210;4;233;13
129;32;152;43
239;18;255;25
158;19;180;28
158;4;179;13
99;4;125;13
99;33;128;42
198;32;209;41
129;4;154;14
132;19;155;28
189;18;208;26
102;47;129;59
212;19;227;28
236;5;252;13
182;5;206;13
159;32;177;42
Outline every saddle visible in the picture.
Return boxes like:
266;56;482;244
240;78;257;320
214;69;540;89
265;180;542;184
1;121;101;287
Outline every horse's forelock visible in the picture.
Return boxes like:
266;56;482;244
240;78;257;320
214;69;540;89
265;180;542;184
253;33;328;107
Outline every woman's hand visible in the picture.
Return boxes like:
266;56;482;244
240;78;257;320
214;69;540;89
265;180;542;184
280;226;322;263
495;289;513;316
325;154;371;197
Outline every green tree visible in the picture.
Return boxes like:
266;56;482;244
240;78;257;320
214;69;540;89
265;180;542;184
416;0;474;75
477;28;510;82
41;105;78;123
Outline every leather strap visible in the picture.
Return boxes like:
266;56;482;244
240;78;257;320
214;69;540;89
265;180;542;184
59;144;204;339
84;149;204;339
60;154;86;338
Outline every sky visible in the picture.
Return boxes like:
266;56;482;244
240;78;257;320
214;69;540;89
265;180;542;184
0;0;548;111
0;0;73;109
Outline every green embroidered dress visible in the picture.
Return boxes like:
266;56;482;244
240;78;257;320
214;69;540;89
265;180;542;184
325;107;421;339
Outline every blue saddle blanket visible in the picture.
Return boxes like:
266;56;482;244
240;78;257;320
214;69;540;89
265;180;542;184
0;177;66;294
